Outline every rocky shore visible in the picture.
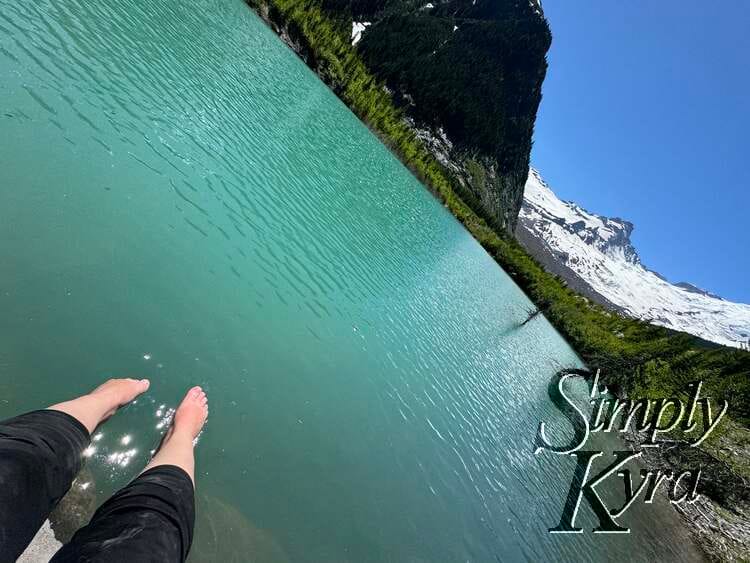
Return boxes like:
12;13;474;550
600;371;750;561
622;422;750;561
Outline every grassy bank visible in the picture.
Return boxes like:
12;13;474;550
246;0;750;477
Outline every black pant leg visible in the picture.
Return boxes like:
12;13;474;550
0;410;90;563
52;465;195;563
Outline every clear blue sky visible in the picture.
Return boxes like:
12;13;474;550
531;1;749;303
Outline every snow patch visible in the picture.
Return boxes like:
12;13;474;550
351;21;371;46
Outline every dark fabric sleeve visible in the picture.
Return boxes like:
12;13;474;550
0;409;90;563
52;464;195;563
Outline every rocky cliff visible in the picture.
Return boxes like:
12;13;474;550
256;0;551;233
350;0;551;232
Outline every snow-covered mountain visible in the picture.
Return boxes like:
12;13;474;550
516;169;750;349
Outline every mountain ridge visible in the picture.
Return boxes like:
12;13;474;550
516;168;750;349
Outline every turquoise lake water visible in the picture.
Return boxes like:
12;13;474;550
0;0;702;560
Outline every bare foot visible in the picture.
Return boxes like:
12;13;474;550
49;378;150;435
142;386;208;485
172;386;209;440
90;378;151;419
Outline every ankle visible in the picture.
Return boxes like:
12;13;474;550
87;387;119;407
169;426;197;444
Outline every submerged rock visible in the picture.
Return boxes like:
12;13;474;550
19;469;97;561
48;469;98;543
189;493;289;562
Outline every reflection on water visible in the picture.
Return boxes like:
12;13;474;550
0;0;702;560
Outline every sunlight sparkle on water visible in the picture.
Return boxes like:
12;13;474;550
155;406;175;431
107;448;138;468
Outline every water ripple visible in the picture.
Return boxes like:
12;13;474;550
0;0;703;561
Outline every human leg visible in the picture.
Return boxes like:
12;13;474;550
0;378;149;562
52;386;208;563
